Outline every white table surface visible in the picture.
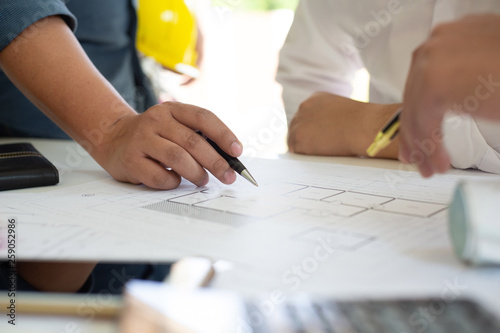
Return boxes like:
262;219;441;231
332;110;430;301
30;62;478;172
1;138;499;332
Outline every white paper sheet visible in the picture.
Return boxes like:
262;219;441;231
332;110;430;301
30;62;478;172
1;158;499;307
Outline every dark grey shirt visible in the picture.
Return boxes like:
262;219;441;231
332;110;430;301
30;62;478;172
0;0;156;138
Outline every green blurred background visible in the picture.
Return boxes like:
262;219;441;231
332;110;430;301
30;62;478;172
212;0;299;11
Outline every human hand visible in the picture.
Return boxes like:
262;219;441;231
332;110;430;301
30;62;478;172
97;102;243;190
400;14;500;177
0;16;236;191
288;92;400;158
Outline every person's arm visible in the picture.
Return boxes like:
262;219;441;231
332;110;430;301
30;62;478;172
400;14;500;177
277;0;364;126
17;262;96;293
0;16;242;189
288;92;401;158
278;1;400;158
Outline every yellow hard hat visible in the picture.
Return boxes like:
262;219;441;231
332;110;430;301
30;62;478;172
136;0;199;78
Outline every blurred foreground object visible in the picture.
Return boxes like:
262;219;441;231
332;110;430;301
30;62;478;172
136;0;199;78
120;284;500;333
121;257;220;333
449;180;500;265
121;281;243;333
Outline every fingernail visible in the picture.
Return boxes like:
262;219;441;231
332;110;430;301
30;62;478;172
420;163;434;178
223;170;236;184
200;174;209;187
230;141;243;156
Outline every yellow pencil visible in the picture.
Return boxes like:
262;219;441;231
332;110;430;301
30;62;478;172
367;107;403;157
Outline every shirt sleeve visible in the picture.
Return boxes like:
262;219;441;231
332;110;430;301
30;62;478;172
0;0;76;53
444;113;500;174
276;0;364;124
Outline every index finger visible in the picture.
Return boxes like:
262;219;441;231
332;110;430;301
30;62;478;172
402;75;450;176
168;102;243;157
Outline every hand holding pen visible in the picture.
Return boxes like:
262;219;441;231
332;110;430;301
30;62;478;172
197;131;258;186
101;102;250;189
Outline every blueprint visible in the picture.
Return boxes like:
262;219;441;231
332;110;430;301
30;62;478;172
1;158;499;303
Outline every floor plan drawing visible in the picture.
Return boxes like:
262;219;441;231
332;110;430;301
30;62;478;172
1;158;498;300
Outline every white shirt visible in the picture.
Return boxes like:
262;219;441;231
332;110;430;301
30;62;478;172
277;0;500;173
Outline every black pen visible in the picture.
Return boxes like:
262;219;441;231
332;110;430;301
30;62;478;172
196;131;258;187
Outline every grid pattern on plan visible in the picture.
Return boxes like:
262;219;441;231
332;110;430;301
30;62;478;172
142;182;447;227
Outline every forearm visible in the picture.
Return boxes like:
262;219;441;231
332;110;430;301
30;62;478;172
17;261;97;292
0;15;244;190
349;100;401;158
288;92;400;159
0;16;135;163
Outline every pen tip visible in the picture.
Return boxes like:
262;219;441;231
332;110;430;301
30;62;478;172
241;169;258;187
